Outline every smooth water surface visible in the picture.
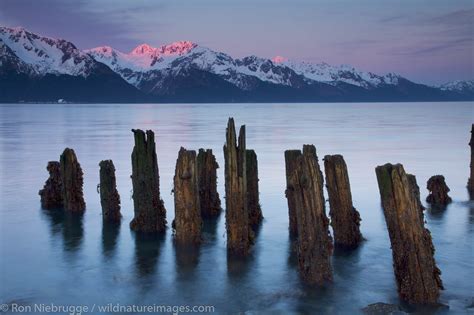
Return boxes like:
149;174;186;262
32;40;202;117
0;102;473;314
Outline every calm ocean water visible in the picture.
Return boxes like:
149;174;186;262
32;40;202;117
0;102;473;314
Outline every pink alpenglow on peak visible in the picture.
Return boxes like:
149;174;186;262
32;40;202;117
130;44;155;55
129;41;197;57
272;56;287;64
158;41;197;56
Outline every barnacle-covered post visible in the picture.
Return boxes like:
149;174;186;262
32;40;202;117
375;163;443;304
285;145;333;285
197;149;221;218
60;148;85;213
246;149;263;228
99;160;121;222
323;154;362;248
224;118;251;256
130;129;167;233
285;150;301;237
39;161;63;209
407;173;425;221
173;147;202;244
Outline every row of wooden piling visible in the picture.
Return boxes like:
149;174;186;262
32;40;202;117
39;121;473;306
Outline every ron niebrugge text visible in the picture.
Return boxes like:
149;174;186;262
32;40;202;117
3;303;215;314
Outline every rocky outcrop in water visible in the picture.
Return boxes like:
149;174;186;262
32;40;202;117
197;149;221;218
376;164;443;304
99;160;121;222
130;129;167;233
426;175;452;206
285;145;333;285
60;148;85;213
173;147;202;244
39;161;63;209
324;154;362;249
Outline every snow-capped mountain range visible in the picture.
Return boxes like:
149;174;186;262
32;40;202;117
1;26;100;77
1;26;472;103
85;41;404;92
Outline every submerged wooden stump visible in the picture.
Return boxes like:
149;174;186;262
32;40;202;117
224;118;251;256
99;160;121;222
39;161;63;209
375;164;443;304
197;149;221;218
246;149;263;228
426;175;452;206
285;150;300;237
286;145;333;285
468;124;474;197
173;147;202;244
60;148;85;213
130;129;167;233
323;154;362;249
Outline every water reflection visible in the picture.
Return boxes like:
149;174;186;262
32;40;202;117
201;215;221;243
173;242;201;279
102;221;121;259
286;234;298;269
133;232;166;278
426;205;449;221
42;209;84;253
332;245;363;281
2;103;473;313
226;253;256;280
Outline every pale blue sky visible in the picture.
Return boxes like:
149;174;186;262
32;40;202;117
0;0;472;84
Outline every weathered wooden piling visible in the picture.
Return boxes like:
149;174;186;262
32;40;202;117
60;148;85;213
99;160;121;222
426;175;452;206
39;161;63;209
246;149;263;228
286;145;333;285
323;154;362;249
224;118;251;256
407;173;425;221
130;129;167;233
173;147;202;244
285;150;300;237
197;149;221;218
468;124;474;197
375;164;443;304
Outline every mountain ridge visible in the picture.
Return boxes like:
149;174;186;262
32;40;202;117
1;26;472;103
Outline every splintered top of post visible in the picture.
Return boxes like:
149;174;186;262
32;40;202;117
324;154;345;163
238;125;246;148
198;148;213;154
225;118;246;148
178;146;197;157
131;128;155;140
302;144;317;158
46;161;60;171
375;163;405;197
285;149;302;158
99;159;115;169
61;148;78;162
